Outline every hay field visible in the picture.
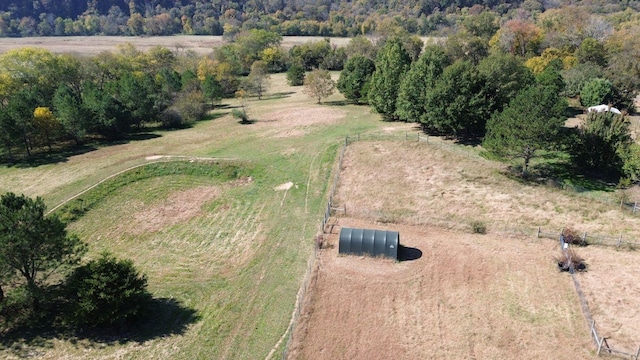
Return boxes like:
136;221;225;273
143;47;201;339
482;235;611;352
0;35;354;56
289;140;640;359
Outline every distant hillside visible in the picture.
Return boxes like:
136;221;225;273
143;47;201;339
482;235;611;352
2;0;636;37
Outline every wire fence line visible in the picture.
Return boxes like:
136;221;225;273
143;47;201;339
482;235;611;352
280;138;348;360
282;134;640;358
555;231;640;359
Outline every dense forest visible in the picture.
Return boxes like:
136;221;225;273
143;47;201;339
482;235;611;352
1;0;640;37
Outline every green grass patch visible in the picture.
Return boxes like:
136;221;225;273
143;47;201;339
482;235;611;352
54;161;250;223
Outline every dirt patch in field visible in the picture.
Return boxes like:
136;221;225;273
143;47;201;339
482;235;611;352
289;218;593;359
258;107;345;138
131;186;220;235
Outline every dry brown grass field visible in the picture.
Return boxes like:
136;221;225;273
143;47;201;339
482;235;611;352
289;139;640;359
0;35;355;55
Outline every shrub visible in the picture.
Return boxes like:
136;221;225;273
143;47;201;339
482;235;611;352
562;228;587;246
286;63;305;86
471;221;487;234
160;108;184;128
65;252;151;327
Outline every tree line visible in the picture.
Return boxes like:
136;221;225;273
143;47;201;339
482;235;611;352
2;0;640;38
334;10;640;183
0;28;362;163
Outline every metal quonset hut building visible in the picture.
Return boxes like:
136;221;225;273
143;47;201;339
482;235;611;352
338;227;399;260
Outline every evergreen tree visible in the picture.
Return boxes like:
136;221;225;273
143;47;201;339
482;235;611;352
286;63;305;86
65;252;151;327
570;111;632;177
395;45;449;122
0;193;86;309
337;55;376;104
368;40;411;120
483;85;567;175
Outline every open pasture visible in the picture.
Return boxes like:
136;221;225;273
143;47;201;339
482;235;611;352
0;35;355;56
290;139;640;359
0;73;384;359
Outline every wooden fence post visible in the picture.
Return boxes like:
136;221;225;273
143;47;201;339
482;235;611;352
617;235;622;248
583;232;587;243
537;227;540;238
634;202;638;214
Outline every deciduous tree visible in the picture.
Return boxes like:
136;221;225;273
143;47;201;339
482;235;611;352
303;68;335;104
423;60;491;137
245;60;270;100
395;45;449;122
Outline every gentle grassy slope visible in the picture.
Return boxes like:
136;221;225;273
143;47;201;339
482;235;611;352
0;73;384;359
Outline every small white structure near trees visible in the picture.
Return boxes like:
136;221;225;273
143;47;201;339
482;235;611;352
587;104;622;115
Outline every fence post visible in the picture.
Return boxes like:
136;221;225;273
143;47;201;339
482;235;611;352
617;235;622;249
537;227;540;238
635;345;640;360
634;202;638;214
583;232;587;243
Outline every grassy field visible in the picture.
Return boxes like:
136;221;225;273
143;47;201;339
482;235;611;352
0;35;354;56
0;37;638;358
0;72;386;359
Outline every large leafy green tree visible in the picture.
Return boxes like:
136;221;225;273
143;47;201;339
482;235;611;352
368;40;411;120
233;29;282;74
580;77;614;107
478;53;534;114
423;60;491;137
53;84;89;145
569;111;632;177
337;55;376;104
483;85;568;175
0;192;86;308
395;45;450;123
65;252;151;327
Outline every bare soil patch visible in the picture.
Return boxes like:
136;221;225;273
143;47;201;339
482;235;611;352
258;107;345;138
290;218;592;359
131;186;220;235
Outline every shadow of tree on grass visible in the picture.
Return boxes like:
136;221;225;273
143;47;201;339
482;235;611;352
0;297;200;356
